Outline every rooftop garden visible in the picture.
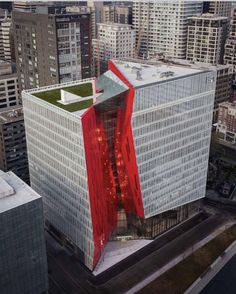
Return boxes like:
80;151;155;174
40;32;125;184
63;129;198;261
139;224;236;294
33;83;93;112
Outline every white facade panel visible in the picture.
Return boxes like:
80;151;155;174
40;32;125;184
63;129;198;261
22;93;94;269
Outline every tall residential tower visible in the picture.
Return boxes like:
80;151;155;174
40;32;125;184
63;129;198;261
13;6;92;91
187;14;228;65
132;1;202;59
92;23;135;76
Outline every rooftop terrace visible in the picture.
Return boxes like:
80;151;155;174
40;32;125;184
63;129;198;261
32;82;94;112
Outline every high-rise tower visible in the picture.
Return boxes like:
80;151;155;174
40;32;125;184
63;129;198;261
187;14;228;65
22;60;215;270
132;1;202;59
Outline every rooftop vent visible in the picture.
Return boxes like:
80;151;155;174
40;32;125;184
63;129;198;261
7;110;19;118
160;71;174;78
131;66;142;74
136;70;142;81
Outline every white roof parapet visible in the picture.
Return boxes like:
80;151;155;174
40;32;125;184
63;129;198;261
0;177;14;199
0;171;41;213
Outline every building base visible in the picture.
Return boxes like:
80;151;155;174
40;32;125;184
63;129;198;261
111;201;201;240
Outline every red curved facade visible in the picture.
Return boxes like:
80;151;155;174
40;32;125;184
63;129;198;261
82;61;144;268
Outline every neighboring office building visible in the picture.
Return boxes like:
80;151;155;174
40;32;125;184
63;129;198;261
0;60;19;109
0;170;48;294
114;5;132;24
13;7;92;91
102;5;115;23
224;8;236;89
66;5;96;39
214;64;233;112
187;14;228;65
0;10;15;61
101;5;132;25
0;106;29;183
132;1;202;59
87;0;103;38
22;59;215;270
93;22;135;76
203;1;232;17
217;101;236;145
71;2;132;40
13;1;55;12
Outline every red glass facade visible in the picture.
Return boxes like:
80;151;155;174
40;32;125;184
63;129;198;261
82;61;144;268
109;61;144;218
82;106;117;267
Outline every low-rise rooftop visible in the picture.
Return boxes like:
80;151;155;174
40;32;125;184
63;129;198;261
188;13;228;21
219;101;236;109
0;170;41;213
97;22;133;30
0;106;23;124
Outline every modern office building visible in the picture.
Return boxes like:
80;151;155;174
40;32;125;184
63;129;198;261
0;106;29;183
13;6;92;91
187;14;228;65
203;1;232;17
132;1;202;59
92;23;135;76
0;170;47;294
22;59;215;270
217;101;236;145
0;60;19;109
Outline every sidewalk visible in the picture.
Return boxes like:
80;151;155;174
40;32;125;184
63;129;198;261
125;221;235;294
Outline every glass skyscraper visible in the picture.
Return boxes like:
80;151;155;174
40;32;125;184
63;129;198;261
22;59;215;270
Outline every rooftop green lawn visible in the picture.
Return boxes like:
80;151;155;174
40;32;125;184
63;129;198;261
33;83;93;112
